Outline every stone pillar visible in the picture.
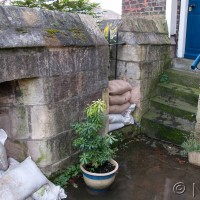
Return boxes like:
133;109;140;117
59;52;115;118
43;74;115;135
110;16;175;121
0;6;109;174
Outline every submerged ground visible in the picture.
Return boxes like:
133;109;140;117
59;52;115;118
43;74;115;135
66;135;200;200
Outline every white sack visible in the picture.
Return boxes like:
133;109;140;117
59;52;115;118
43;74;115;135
109;123;124;132
0;143;8;170
32;182;67;200
122;104;136;117
0;157;47;200
0;129;8;170
0;129;7;145
109;114;126;124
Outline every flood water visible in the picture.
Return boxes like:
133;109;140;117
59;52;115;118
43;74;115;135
66;135;200;200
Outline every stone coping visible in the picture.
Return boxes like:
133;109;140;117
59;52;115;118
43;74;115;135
0;6;107;48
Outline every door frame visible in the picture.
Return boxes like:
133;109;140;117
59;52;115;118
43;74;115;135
177;0;189;58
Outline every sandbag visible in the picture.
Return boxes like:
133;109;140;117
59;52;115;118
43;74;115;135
122;104;136;117
0;157;48;200
109;123;124;132
0;143;8;170
109;102;131;114
109;80;132;95
32;182;67;200
130;87;140;104
109;91;131;105
109;114;126;124
0;157;67;200
0;170;4;178
0;129;8;170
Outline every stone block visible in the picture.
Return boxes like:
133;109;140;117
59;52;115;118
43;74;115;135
51;156;71;175
119;16;167;34
117;45;147;62
0;6;10;27
195;122;200;134
0;6;108;48
117;61;141;80
146;45;172;62
10;106;30;139
30;97;80;139
78;14;108;46
0;112;11;137
0;81;15;105
140;61;162;79
5;138;27;162
119;32;171;45
27;131;72;167
0;48;49;83
133;99;150;121
15;78;51;105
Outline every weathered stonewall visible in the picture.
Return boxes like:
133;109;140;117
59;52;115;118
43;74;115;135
110;15;175;120
0;6;109;175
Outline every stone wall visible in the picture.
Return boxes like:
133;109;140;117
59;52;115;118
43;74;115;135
0;6;109;174
110;16;175;121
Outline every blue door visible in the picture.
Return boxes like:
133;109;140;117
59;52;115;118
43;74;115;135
185;0;200;59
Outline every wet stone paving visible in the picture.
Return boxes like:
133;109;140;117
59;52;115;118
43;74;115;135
66;135;200;200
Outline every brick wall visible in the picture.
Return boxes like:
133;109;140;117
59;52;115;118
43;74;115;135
122;0;166;15
122;0;182;43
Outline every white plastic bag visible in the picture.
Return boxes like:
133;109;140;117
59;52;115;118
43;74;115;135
109;123;124;132
0;157;48;200
0;129;8;170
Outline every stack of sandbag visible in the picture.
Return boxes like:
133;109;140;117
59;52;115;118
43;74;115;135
0;129;67;200
108;80;136;132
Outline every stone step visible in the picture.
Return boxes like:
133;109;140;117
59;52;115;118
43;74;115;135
150;96;197;121
141;110;195;145
155;82;199;106
165;68;200;89
173;58;200;71
173;58;193;71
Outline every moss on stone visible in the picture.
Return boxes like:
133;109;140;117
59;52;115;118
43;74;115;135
36;147;46;164
15;27;28;34
69;28;87;42
45;29;60;36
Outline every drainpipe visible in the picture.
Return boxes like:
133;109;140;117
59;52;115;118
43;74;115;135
191;54;200;70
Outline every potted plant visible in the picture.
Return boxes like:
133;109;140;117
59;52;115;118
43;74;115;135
181;134;200;166
72;99;119;193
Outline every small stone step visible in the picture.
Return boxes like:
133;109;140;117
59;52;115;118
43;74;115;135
141;110;195;145
150;96;197;121
165;68;200;89
156;82;199;106
173;58;193;70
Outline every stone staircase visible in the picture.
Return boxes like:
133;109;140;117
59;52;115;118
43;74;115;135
141;61;200;145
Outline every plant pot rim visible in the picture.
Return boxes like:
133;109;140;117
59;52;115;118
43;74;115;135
80;159;119;176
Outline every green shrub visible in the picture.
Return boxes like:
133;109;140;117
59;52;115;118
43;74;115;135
72;99;119;168
181;135;200;156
